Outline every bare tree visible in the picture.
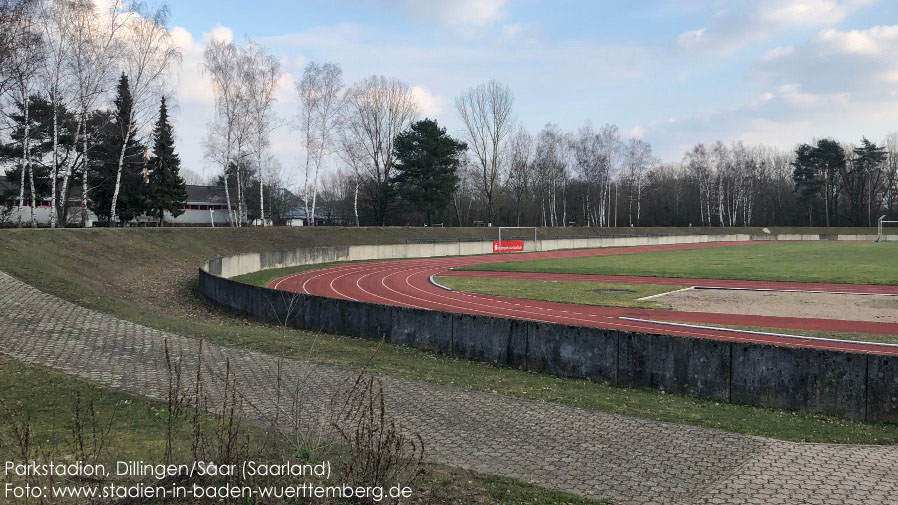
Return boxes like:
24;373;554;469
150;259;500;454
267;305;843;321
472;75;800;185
506;126;533;225
533;124;569;226
296;62;342;226
203;39;243;226
36;0;76;228
341;75;417;226
455;79;514;225
109;3;180;223
0;0;36;97
1;0;41;227
624;138;654;227
241;40;280;226
67;0;124;227
336;125;367;227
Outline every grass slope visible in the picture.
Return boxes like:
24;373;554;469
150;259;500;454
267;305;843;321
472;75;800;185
0;228;896;444
462;241;898;285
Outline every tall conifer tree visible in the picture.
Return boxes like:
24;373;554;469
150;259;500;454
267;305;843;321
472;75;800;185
147;96;186;223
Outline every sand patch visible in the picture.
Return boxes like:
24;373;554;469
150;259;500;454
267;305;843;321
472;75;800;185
658;288;898;323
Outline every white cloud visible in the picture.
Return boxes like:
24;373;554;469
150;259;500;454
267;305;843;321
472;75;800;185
757;0;874;27
675;28;706;49
675;0;877;54
202;23;233;44
374;0;510;26
411;85;445;116
756;24;898;94
816;25;898;55
759;45;794;62
502;23;523;38
626;126;646;139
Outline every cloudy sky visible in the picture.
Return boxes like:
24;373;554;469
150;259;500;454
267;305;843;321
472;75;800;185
163;0;898;183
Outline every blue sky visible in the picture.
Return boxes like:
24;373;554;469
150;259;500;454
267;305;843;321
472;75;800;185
162;0;898;183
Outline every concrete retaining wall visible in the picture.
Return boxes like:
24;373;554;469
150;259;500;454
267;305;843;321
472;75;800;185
198;233;898;422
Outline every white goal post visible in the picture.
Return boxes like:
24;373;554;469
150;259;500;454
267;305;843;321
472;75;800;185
497;226;540;252
877;215;898;242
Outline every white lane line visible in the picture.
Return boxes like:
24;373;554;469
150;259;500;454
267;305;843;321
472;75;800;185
693;286;898;296
636;286;694;301
618;317;898;349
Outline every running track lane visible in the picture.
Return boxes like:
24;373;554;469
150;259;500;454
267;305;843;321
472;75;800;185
268;241;898;356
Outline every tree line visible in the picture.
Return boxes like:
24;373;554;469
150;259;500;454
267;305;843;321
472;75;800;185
0;0;187;227
4;0;897;229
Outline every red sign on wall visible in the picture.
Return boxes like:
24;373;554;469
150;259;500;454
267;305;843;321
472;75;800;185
492;240;524;253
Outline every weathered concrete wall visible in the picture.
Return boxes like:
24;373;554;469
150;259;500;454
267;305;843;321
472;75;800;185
730;344;868;420
198;233;897;422
618;332;731;401
526;322;617;383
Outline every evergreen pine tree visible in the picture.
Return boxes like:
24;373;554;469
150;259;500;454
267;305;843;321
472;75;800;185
147;96;187;223
92;73;146;224
391;118;466;225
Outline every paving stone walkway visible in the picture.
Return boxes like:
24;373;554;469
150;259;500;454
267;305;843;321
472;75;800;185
1;270;896;504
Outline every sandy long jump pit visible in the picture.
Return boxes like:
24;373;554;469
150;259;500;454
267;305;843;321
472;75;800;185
655;287;898;323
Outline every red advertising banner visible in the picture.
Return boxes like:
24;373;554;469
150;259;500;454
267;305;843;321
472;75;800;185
492;240;524;253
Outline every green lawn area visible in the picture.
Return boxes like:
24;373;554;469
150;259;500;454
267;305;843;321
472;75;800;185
436;276;680;309
460;242;898;285
1;228;897;445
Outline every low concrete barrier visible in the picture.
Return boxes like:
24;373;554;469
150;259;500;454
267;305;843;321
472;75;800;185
199;233;898;422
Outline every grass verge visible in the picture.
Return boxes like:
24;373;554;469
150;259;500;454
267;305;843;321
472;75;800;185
460;241;898;285
435;276;679;309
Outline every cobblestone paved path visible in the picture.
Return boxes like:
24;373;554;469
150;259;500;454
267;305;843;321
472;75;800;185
1;270;897;504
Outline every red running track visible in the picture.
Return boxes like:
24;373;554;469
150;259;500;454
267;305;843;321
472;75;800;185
268;241;898;356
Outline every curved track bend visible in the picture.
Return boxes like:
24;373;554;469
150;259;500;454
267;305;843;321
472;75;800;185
268;241;898;356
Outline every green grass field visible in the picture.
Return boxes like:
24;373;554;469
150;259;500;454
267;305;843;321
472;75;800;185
1;228;897;445
436;277;680;309
461;242;898;285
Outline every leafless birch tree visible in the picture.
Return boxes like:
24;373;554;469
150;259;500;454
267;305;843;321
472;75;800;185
506;126;533;226
203;39;243;226
241;40;280;226
341;75;417;226
1;0;41;227
296;61;342;226
455;80;514;225
66;0;123;227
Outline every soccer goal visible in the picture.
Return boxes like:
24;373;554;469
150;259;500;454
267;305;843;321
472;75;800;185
494;226;540;253
876;215;898;242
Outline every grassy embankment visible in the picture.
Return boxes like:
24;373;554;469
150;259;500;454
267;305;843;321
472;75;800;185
0;228;896;444
0;356;605;505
